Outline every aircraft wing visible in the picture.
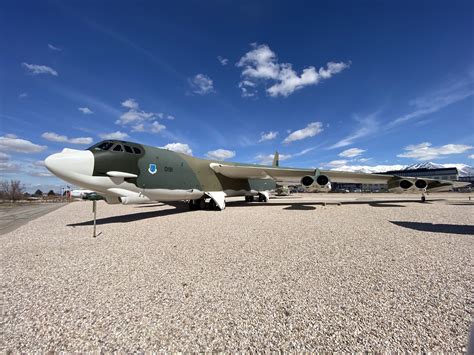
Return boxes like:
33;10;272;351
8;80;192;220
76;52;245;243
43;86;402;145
210;162;390;184
210;163;315;183
209;162;470;188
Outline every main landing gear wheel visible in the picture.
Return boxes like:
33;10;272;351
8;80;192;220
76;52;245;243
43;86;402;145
208;199;217;210
190;196;221;211
258;194;267;202
199;198;207;210
189;198;207;210
245;196;255;202
188;200;197;210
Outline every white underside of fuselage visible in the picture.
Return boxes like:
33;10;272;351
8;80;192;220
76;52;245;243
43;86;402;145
52;170;258;204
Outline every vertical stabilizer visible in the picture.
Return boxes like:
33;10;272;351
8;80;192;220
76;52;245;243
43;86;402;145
272;151;279;167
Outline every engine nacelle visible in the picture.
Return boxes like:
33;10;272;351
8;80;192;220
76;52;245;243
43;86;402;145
388;178;427;193
119;195;152;205
414;179;428;189
300;175;331;192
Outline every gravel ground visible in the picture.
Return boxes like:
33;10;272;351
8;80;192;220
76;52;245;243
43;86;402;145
1;194;473;352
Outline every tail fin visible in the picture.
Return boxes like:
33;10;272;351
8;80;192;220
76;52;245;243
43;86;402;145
272;151;279;167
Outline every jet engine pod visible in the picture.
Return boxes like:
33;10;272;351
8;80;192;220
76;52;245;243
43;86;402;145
300;174;331;192
415;179;428;190
388;178;415;193
399;179;413;190
301;175;315;187
316;175;329;186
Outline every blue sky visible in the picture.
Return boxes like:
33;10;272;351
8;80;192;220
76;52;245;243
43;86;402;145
1;0;473;191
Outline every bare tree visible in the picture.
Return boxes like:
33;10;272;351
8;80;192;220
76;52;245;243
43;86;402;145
0;180;25;202
0;180;9;200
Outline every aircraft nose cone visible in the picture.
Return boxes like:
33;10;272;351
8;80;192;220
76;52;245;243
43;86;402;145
44;153;61;174
45;149;94;178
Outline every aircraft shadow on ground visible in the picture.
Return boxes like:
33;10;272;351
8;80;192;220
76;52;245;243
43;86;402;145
67;199;444;226
67;205;187;226
134;203;165;208
390;221;474;235
227;200;439;209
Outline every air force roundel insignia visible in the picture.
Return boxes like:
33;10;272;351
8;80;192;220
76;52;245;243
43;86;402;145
148;163;157;174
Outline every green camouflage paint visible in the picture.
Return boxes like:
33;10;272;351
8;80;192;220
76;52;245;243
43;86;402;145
88;140;276;192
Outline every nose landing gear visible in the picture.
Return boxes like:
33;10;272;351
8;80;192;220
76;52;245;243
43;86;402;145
188;197;220;211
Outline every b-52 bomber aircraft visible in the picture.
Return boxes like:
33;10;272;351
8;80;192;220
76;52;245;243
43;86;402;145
45;140;468;210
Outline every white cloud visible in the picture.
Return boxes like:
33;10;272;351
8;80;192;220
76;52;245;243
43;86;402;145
390;81;474;126
338;148;366;158
116;99;170;134
99;131;129;140
48;44;62;51
0;135;47;153
161;143;193;155
150;121;166;133
206;149;236;161
189;74;214;95
117;110;154;124
0;152;19;173
237;43;349;97
121;98;139;109
30;171;54;177
329;112;379;149
18;92;28;99
326;160;348;167
259;131;278;142
131;123;145;132
0;161;21;173
397;142;473;161
283;122;323;143
0;152;10;161
41;132;93;145
217;56;229;66
469;154;474;159
255;147;314;165
78;107;93;114
22;63;58;76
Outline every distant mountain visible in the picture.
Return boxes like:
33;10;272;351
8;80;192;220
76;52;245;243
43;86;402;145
404;162;444;170
404;162;473;176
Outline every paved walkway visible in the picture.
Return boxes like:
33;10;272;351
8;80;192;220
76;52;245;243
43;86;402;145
0;203;66;235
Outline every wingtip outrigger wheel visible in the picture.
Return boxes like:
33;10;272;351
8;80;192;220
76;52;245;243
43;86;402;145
421;190;426;203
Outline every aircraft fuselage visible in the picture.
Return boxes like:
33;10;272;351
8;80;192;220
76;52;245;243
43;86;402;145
45;140;275;205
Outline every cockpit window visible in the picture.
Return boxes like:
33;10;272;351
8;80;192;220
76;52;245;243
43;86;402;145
133;147;141;154
113;144;123;152
96;142;114;151
124;145;133;153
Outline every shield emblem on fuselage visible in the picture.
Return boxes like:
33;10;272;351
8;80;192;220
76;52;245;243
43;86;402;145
148;163;157;174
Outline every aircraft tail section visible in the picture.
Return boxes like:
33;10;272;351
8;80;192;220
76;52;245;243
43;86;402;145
272;151;279;167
